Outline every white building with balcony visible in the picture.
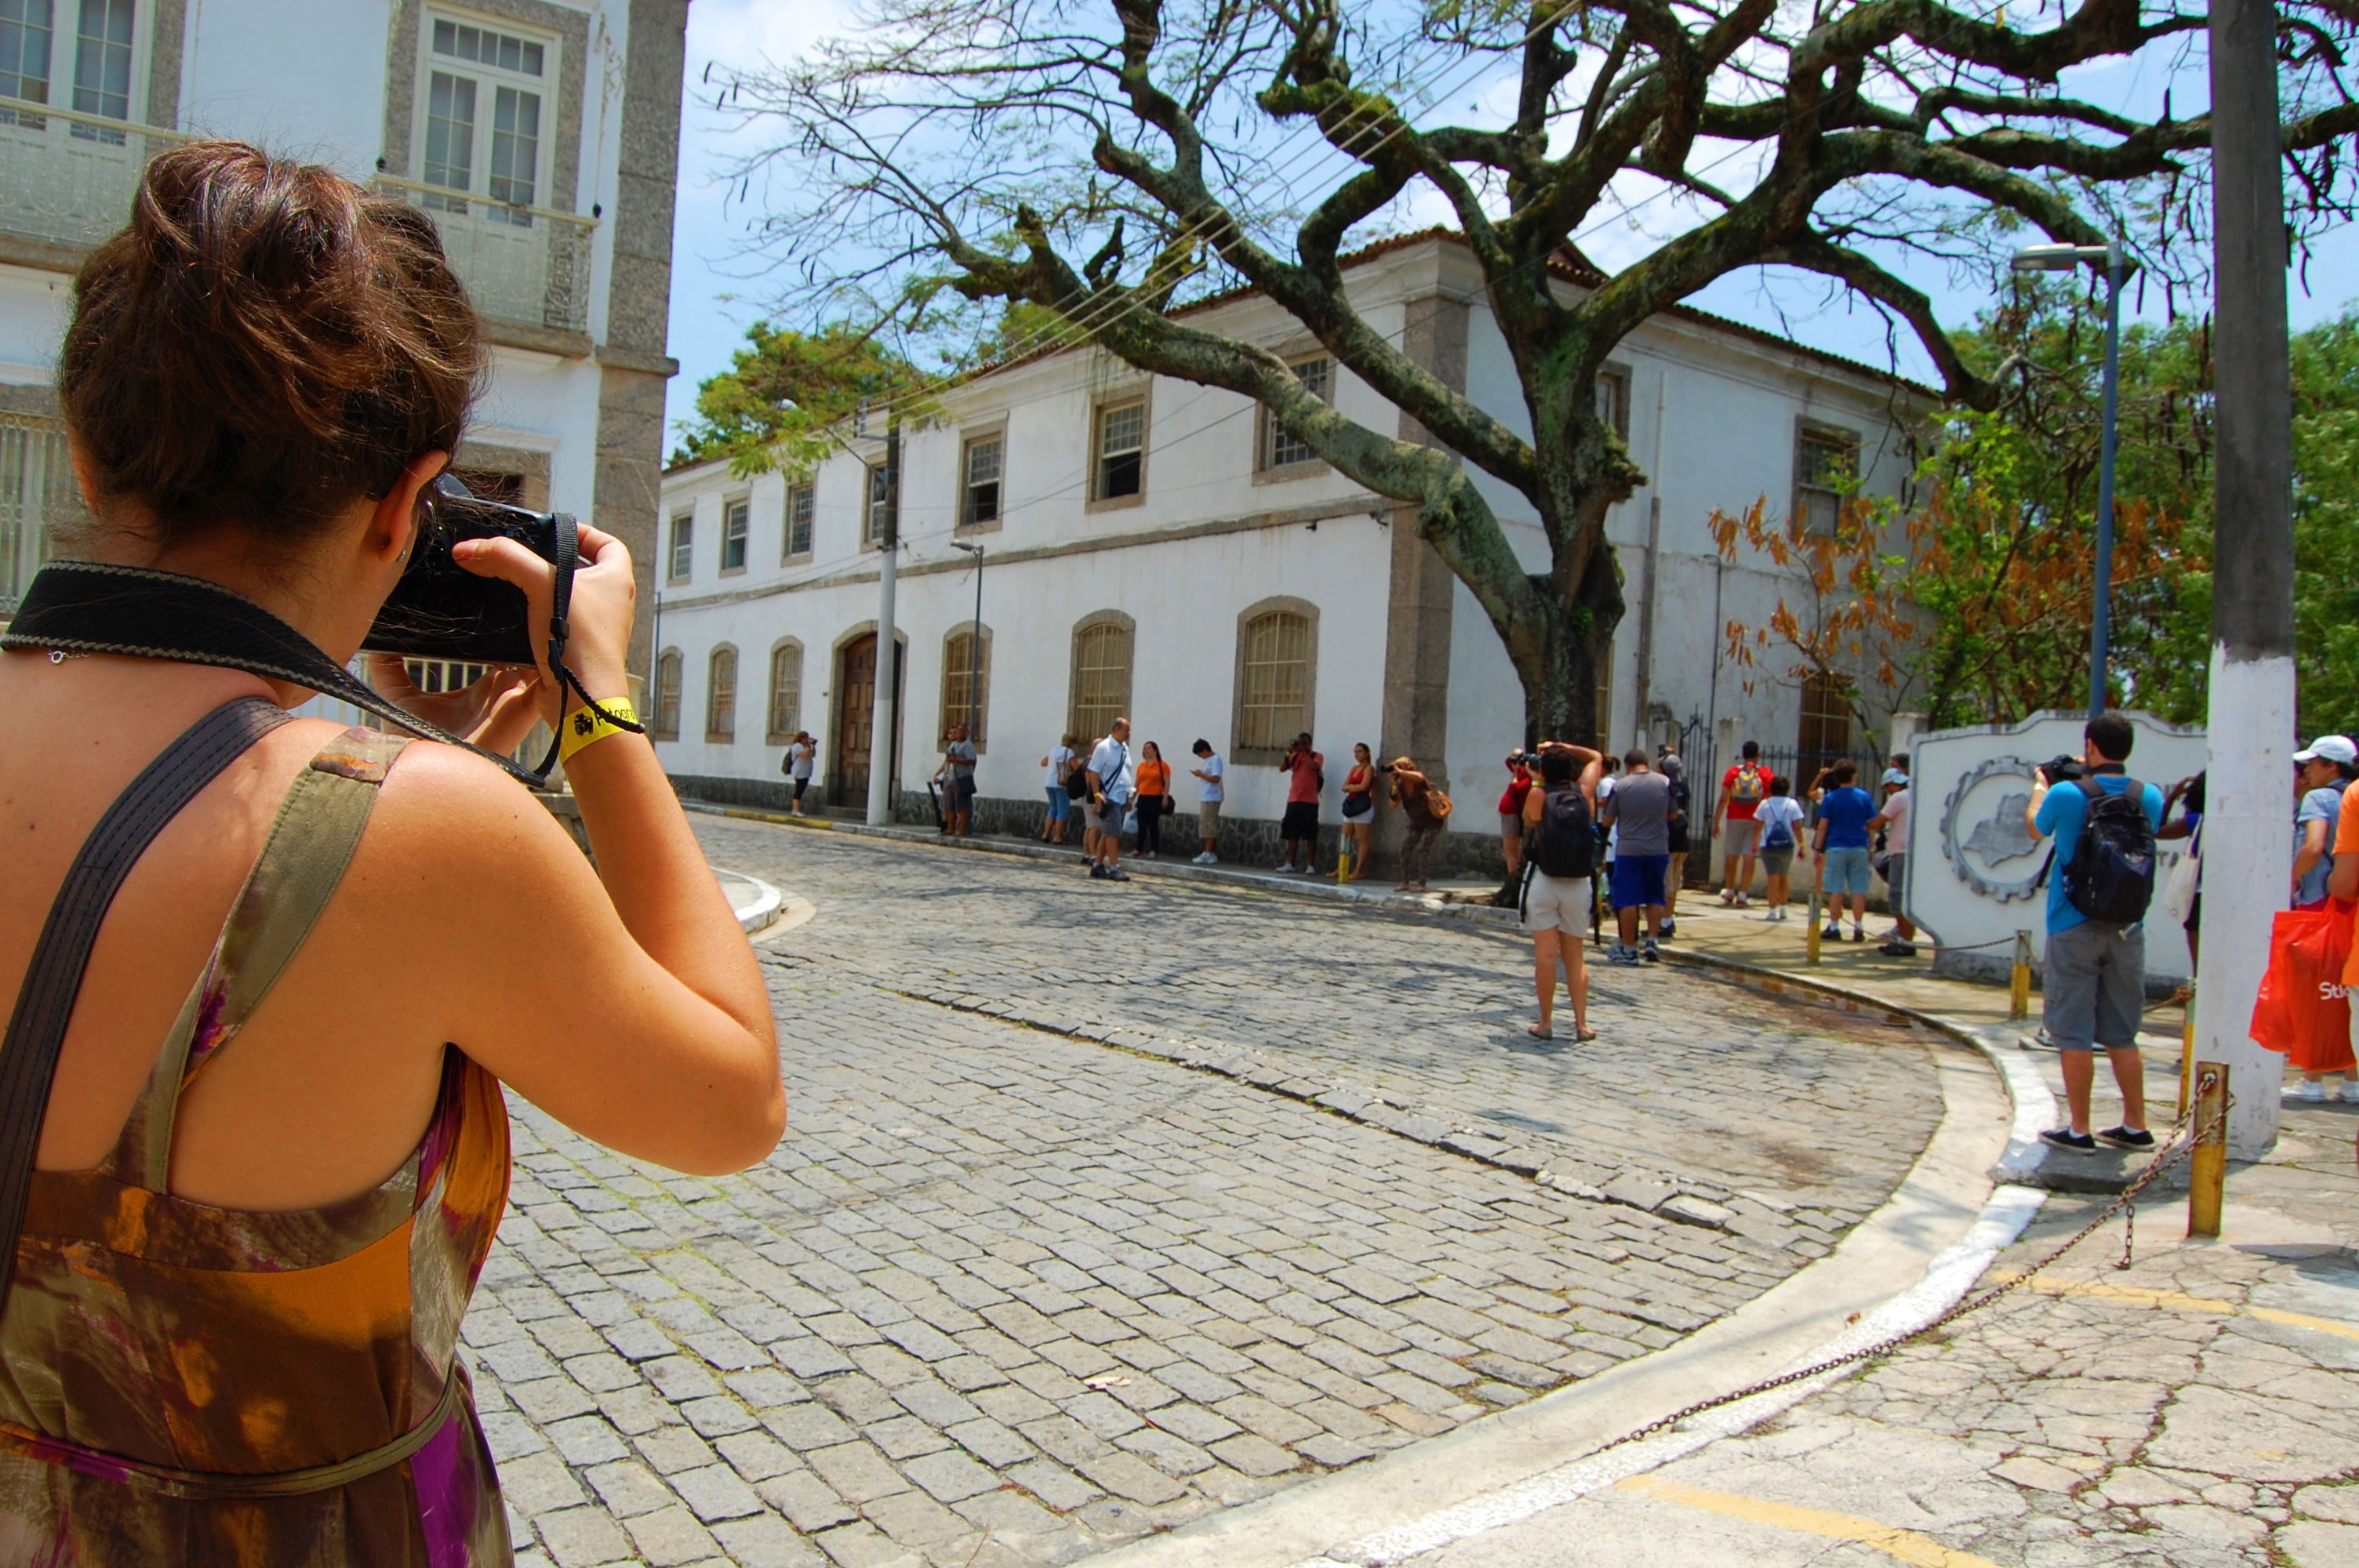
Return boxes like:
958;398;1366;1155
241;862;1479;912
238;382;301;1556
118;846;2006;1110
0;0;686;673
652;232;1932;875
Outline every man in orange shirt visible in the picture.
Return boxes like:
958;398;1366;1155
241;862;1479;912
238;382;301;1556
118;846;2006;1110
2327;777;2359;1066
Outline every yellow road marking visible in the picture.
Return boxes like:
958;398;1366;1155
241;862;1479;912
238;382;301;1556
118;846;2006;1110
1989;1270;2359;1343
1615;1475;2005;1567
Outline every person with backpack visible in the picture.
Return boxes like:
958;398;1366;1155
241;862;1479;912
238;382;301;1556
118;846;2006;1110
784;730;816;816
1041;732;1080;844
1519;742;1605;1040
1811;759;1879;944
1387;757;1450;891
2025;713;2165;1155
1714;739;1771;907
1752;775;1805;920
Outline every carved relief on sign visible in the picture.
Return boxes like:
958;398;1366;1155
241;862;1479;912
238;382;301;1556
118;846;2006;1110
1940;754;2052;902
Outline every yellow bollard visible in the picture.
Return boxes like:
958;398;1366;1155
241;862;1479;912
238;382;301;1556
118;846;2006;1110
2188;1061;2230;1239
1336;840;1351;884
1805;893;1823;966
2178;979;2198;1121
2008;928;2034;1022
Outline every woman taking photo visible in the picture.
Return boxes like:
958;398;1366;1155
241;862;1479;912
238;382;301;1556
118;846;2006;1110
0;144;785;1563
1133;742;1172;858
1340;743;1376;879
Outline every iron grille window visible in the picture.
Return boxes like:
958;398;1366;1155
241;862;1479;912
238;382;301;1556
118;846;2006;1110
1069;619;1133;742
1263;358;1332;468
652;650;682;741
1094;401;1144;501
941;628;989;748
0;414;78;613
721;498;749;572
786;483;814;559
1794;426;1859;536
961;434;1003;528
706;646;738;743
768;642;802;742
1798;669;1852;757
667;514;692;582
1237;611;1311;753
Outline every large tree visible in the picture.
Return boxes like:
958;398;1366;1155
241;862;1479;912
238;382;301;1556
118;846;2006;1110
721;0;2359;742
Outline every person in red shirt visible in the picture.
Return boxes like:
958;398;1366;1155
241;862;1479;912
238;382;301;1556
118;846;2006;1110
1278;732;1325;873
1714;739;1771;908
1498;752;1534;880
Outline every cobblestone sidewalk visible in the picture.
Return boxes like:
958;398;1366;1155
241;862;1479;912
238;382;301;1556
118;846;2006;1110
472;822;1945;1568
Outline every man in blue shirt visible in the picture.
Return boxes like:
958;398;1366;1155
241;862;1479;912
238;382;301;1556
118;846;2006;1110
1811;760;1878;942
2024;713;2166;1155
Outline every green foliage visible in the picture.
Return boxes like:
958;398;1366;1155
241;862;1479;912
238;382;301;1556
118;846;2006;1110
669;322;928;476
2288;314;2359;737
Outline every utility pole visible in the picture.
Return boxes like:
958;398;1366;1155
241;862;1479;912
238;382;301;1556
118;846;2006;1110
865;412;901;827
2200;0;2295;1159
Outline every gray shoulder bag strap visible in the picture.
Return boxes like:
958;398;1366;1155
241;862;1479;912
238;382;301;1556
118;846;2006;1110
0;696;292;1318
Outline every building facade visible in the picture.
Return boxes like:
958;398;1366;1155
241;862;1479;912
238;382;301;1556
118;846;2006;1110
0;0;686;676
655;234;1928;873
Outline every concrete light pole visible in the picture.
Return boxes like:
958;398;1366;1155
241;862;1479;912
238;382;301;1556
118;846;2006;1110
2011;240;2128;717
2201;0;2295;1159
865;413;902;827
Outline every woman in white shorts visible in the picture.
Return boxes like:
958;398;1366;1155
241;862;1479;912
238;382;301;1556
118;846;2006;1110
1519;742;1605;1041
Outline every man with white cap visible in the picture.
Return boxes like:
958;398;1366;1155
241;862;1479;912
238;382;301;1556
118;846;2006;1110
2293;734;2358;911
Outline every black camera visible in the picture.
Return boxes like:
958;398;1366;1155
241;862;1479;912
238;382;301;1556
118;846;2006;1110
1507;750;1530;766
363;474;569;666
1377;761;1397;773
2038;753;2086;785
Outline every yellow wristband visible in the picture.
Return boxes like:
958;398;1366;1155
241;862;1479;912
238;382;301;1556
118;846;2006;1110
558;698;638;762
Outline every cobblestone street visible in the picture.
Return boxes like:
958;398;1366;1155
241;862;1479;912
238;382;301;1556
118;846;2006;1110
475;822;1943;1568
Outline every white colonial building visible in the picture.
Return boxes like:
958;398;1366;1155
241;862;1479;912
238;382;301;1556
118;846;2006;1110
0;0;686;675
654;231;1928;873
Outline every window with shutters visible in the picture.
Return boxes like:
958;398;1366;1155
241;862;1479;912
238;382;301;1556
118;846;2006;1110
1232;600;1318;761
785;482;814;561
1794;423;1860;537
0;413;81;613
705;645;738;743
1594;368;1630;438
1259;356;1332;471
767;640;802;742
652;648;682;741
862;459;891;546
1068;614;1134;743
667;514;692;582
940;626;990;749
1797;669;1852;757
720;497;749;572
420;13;553;225
960;431;1003;530
1092;397;1145;504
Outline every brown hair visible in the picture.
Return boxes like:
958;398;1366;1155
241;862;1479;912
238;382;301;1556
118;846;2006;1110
60;141;482;553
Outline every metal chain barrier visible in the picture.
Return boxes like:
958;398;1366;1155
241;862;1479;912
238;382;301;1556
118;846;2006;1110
1589;1085;2223;1462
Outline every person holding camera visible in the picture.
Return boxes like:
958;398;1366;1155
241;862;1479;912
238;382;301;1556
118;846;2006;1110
784;729;817;816
935;722;978;837
0;144;784;1558
1387;757;1448;891
1498;751;1535;881
1278;732;1325;874
2025;714;2165;1154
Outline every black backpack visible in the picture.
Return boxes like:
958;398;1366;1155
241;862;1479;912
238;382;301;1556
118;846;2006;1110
2064;778;2157;924
1530;785;1596;879
1063;753;1090;793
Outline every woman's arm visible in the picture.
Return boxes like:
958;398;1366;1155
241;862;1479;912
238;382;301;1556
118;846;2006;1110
2298;817;2333;891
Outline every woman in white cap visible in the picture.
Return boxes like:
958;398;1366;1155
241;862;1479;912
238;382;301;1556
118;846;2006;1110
2294;735;2358;913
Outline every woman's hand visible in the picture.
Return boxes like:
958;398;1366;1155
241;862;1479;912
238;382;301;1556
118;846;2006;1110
366;655;547;754
453;522;638;724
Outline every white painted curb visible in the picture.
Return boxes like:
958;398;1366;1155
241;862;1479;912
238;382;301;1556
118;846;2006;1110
722;870;783;936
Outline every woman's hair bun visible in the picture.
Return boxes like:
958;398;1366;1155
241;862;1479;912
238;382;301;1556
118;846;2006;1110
60;140;482;550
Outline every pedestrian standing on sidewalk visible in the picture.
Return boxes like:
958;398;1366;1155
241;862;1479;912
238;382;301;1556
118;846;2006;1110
784;730;816;816
1871;775;1919;956
2161;771;2205;971
1660;753;1688;939
1603;750;1674;966
1278;733;1324;873
1521;742;1605;1040
1085;719;1134;880
1342;742;1376;880
1499;752;1534;882
1041;733;1078;844
1811;760;1877;943
1753;776;1804;920
1714;740;1769;907
2292;735;2357;909
935;723;977;838
1592;755;1619;945
1133;742;1172;858
2027;713;2164;1155
1190;739;1224;864
1387;757;1447;891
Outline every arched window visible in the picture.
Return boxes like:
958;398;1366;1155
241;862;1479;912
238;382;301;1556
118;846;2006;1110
1069;613;1134;742
652;648;682;741
941;626;990;749
1233;600;1317;760
767;641;804;743
706;645;739;743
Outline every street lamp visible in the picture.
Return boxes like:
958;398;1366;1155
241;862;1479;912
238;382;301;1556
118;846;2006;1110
2012;239;2132;718
951;539;984;736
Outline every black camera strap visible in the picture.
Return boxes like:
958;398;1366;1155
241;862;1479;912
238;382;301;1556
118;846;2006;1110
1;559;634;789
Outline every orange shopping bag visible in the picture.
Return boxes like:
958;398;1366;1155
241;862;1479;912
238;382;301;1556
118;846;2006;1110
2251;900;2357;1073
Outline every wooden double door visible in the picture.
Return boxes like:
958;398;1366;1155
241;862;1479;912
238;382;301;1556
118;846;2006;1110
831;633;903;807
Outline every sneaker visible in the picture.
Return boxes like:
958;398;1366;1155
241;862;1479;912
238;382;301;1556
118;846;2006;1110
1848;926;1866;943
1641;938;1661;964
1761;910;1784;922
1104;866;1132;882
1823;923;1844;942
1193;851;1216;866
1658;920;1676;941
2294;1078;2328;1102
1607;945;1643;967
2039;1127;2097;1154
2097;1126;2155;1150
1878;939;1917;957
1720;888;1737;906
1733;895;1749;909
1089;864;1110;880
2339;1080;2359;1104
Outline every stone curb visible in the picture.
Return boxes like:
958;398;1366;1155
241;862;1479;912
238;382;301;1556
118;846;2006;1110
716;868;784;935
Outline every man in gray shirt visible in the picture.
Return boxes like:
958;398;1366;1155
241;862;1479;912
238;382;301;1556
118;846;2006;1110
1603;749;1674;965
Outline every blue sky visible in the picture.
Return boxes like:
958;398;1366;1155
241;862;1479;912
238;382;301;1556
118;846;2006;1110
660;0;2359;447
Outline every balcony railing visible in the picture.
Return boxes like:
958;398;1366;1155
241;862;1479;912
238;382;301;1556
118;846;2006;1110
373;176;596;339
0;95;193;256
